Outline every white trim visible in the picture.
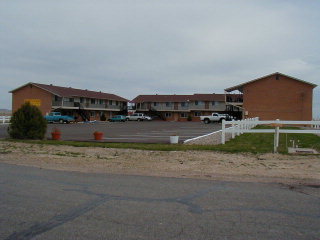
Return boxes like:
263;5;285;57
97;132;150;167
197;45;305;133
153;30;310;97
184;130;221;143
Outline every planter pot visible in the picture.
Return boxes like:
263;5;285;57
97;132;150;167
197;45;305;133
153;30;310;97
94;132;104;140
170;136;179;144
51;132;61;140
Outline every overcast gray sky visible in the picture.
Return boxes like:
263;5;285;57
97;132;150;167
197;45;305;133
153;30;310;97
1;0;319;117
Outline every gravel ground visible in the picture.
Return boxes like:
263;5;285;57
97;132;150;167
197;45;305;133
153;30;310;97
0;141;319;184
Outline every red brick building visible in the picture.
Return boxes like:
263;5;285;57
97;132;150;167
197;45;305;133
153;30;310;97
10;83;128;121
225;72;317;120
131;94;227;121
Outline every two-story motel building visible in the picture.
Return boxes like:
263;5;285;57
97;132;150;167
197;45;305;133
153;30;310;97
10;82;128;121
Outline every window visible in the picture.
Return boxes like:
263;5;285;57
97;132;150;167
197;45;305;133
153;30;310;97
194;112;201;117
69;98;74;102
116;101;119;106
80;97;84;103
165;113;172;118
181;102;188;107
212;101;219;106
91;99;95;104
153;102;158;106
180;113;188;118
90;111;95;117
165;102;171;107
99;99;104;105
54;95;59;101
109;100;113;105
195;101;198;105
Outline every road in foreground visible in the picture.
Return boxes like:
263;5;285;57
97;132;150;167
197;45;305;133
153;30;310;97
1;163;319;240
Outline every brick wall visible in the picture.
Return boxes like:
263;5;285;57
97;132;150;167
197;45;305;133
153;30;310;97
243;75;314;120
12;84;52;115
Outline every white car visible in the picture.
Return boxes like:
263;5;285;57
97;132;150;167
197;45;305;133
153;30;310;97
126;113;152;121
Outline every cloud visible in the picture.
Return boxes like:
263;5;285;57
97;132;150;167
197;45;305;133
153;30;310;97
0;0;320;116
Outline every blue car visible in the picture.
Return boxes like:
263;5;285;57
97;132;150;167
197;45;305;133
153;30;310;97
45;112;75;124
108;115;126;122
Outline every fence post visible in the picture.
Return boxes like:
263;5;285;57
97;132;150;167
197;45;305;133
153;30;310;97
231;120;235;139
236;120;240;136
221;119;226;144
273;119;280;153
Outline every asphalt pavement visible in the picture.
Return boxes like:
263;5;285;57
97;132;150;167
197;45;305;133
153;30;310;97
1;163;319;240
0;121;220;143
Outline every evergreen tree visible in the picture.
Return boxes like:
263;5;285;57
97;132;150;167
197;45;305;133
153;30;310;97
8;102;47;139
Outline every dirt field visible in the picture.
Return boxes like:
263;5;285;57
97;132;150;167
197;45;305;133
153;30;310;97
0;141;319;184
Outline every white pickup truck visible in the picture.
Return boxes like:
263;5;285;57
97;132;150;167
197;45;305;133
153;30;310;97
126;113;152;121
200;113;232;124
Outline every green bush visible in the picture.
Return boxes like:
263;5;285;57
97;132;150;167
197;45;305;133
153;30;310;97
8;102;47;139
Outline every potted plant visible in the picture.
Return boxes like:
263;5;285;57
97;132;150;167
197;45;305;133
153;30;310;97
170;134;179;144
93;131;104;140
51;127;61;140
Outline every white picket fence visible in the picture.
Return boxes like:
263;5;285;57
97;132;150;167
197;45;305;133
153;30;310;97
0;116;11;124
222;118;320;152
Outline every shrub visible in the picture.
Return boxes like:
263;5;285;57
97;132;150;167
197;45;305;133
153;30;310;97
187;115;192;121
8;102;47;139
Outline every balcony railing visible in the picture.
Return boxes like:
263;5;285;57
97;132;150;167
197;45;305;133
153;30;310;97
136;102;227;111
52;101;123;110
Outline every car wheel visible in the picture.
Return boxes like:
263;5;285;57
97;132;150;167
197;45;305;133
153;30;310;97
204;119;210;124
59;119;64;124
137;118;141;121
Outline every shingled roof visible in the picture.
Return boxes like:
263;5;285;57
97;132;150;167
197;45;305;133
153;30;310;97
10;82;128;102
131;94;225;103
225;72;317;92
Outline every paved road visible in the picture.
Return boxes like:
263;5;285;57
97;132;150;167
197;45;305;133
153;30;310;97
1;163;319;240
0;121;220;143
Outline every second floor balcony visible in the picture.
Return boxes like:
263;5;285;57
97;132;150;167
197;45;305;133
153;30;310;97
52;100;125;110
136;102;226;112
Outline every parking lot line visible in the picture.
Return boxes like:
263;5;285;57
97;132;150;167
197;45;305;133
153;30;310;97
117;135;197;138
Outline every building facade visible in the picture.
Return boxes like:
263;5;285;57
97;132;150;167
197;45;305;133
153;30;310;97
10;83;128;121
225;72;317;120
131;94;227;121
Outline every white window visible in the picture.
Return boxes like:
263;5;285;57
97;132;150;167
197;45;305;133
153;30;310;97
194;112;201;117
180;113;188;118
165;113;172;118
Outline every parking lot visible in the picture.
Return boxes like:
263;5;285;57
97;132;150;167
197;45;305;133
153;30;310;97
1;121;221;143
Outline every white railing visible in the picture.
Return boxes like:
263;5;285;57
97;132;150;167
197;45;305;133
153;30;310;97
312;118;320;129
0;116;11;124
222;118;320;152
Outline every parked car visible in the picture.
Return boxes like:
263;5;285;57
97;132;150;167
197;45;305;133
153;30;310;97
200;113;233;124
45;112;75;123
126;113;152;121
108;115;126;122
